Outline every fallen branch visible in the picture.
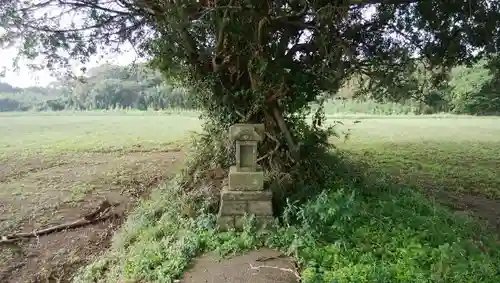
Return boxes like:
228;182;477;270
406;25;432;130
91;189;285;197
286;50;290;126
256;132;280;163
249;263;301;281
0;200;117;245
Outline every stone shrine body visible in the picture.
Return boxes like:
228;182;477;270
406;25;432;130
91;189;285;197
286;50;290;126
217;124;274;230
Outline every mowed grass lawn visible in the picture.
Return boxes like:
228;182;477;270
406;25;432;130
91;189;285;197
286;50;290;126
0;110;202;158
333;117;500;199
1;112;500;282
2;113;498;214
0;111;201;232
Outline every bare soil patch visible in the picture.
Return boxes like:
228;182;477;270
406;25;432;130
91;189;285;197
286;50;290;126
181;248;300;283
0;149;184;283
434;190;500;231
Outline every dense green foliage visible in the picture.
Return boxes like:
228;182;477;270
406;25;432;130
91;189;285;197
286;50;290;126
3;59;500;115
74;156;500;283
0;64;194;112
446;59;500;115
68;116;500;282
331;58;500;115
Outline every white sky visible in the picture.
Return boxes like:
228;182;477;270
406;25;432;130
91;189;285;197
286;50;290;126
0;0;140;88
0;46;139;88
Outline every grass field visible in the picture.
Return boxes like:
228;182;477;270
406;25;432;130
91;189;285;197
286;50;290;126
0;111;201;158
0;112;200;282
336;117;500;198
1;112;500;282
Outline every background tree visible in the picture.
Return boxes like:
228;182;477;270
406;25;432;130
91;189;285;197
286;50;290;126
1;0;500;203
0;64;194;111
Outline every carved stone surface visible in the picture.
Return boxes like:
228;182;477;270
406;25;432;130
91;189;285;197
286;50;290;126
236;141;258;170
248;201;273;216
217;123;274;231
228;166;264;191
220;200;247;215
229;124;265;142
216;215;275;231
221;189;272;201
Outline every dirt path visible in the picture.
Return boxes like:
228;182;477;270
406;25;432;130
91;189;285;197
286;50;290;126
181;248;300;283
0;150;184;283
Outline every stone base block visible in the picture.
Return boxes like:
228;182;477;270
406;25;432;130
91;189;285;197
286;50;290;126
217;186;274;231
235;215;274;230
218;199;273;216
219;199;247;215
228;166;264;191
248;200;273;215
221;187;272;201
218;188;273;217
217;215;275;231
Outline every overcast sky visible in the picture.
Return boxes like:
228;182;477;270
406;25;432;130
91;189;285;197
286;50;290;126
0;0;142;88
0;46;139;88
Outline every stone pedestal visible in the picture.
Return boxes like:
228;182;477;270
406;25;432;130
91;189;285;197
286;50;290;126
217;124;274;231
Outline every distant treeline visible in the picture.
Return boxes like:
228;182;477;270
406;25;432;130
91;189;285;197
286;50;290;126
1;59;500;115
0;64;195;112
324;58;500;116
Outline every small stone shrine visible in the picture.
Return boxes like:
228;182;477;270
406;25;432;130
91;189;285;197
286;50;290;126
217;123;274;231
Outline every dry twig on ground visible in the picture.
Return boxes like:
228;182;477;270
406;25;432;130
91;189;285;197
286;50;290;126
0;200;117;245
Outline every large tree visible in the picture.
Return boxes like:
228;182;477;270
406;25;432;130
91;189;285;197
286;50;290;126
2;0;499;200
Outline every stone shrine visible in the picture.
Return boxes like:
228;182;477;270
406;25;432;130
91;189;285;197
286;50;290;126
217;124;274;231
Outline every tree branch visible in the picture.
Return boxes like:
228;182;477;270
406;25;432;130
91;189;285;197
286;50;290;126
18;0;54;12
348;0;420;6
273;0;308;21
57;0;131;16
21;16;120;33
0;200;117;245
256;132;281;163
284;43;317;62
212;0;236;72
272;107;299;159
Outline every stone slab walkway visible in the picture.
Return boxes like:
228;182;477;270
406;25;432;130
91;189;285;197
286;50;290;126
180;248;300;283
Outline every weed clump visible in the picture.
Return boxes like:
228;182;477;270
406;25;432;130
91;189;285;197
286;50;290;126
270;185;500;282
75;154;500;283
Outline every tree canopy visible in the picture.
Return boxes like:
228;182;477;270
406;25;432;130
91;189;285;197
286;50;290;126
2;0;500;200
